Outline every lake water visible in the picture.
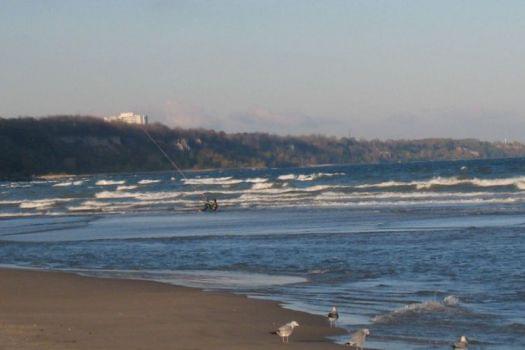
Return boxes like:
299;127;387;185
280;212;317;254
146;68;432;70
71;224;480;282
1;158;524;349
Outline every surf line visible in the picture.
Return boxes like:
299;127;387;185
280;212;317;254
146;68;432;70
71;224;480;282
141;127;209;206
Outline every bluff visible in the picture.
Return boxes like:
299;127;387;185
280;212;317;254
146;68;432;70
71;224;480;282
2;116;525;180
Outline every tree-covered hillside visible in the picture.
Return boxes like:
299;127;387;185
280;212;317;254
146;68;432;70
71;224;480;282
1;116;525;180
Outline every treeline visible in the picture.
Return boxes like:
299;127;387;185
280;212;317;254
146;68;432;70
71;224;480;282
1;116;525;180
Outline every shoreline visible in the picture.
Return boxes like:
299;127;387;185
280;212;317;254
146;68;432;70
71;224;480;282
0;267;348;349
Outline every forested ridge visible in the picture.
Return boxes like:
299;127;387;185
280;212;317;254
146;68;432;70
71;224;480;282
2;116;525;180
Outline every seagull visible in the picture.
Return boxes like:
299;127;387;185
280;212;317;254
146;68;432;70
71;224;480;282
345;328;370;350
452;335;468;349
327;306;339;327
271;321;300;343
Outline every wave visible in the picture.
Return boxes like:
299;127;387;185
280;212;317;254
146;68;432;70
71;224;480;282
443;295;460;306
372;295;459;324
95;190;182;201
278;172;345;182
313;197;517;208
183;176;243;185
117;185;138;191
315;191;506;201
0;212;35;218
95;180;126;186
356;176;525;190
250;182;274;190
137;179;161;185
19;198;72;210
68;200;111;212
53;180;84;187
245;177;268;183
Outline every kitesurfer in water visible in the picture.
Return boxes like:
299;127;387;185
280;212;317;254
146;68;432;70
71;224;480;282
201;199;219;212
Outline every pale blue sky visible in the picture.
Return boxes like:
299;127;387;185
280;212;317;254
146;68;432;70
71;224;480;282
1;1;524;140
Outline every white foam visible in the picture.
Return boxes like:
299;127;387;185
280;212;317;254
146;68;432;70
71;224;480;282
0;199;24;205
245;177;268;183
316;191;499;201
116;185;138;191
250;182;274;190
19;198;72;210
95;190;182;201
278;174;297;180
53;180;84;187
278;172;345;181
443;295;460;306
183;176;243;185
96;180;126;186
137;179;161;185
372;296;458;324
0;212;35;218
68;200;111;212
356;176;525;190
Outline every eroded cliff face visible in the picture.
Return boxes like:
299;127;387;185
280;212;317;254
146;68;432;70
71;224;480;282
1;116;525;180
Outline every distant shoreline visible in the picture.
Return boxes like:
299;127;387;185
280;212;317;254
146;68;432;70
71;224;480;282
2;116;525;181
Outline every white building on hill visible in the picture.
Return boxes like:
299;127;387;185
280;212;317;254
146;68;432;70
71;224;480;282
104;112;148;125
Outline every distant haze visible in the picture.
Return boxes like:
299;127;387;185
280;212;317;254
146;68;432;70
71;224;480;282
1;1;524;141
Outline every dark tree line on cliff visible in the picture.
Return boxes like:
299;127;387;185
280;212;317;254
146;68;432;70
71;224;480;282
1;116;524;180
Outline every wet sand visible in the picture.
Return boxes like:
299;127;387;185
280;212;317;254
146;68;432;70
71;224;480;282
0;268;348;349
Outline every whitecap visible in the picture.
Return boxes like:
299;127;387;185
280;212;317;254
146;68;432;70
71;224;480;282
137;179;161;185
183;177;243;185
19;198;72;210
245;177;268;183
372;300;451;324
96;180;126;186
356;176;525;190
278;172;345;181
116;185;138;191
53;180;84;187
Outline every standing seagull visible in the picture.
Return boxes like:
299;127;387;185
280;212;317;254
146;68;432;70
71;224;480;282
345;328;370;349
452;335;468;349
271;321;300;343
327;306;339;327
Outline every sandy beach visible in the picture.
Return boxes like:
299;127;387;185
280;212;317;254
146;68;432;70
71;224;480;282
0;268;346;349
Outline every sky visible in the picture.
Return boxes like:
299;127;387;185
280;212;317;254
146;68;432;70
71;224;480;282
1;0;524;141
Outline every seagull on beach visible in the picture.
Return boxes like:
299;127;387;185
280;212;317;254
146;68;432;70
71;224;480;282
271;321;300;343
327;306;339;327
452;335;468;349
345;328;370;350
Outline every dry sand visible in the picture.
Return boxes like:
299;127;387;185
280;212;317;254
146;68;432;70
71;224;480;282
0;268;348;349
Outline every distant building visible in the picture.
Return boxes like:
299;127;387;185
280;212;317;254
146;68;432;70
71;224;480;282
104;112;148;125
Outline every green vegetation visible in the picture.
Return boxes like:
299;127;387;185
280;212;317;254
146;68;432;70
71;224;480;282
1;116;525;180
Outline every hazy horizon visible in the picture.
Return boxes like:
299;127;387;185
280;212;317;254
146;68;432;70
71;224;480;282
1;1;524;141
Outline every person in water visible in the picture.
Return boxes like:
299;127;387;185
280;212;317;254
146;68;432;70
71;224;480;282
202;199;219;212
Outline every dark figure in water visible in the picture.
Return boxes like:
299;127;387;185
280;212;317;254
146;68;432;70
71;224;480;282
201;199;219;212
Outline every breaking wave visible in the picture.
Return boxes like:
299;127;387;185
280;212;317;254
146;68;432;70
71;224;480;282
95;190;182;201
183;176;243;185
245;177;268;183
53;180;84;187
117;185;138;191
250;182;274;190
19;198;72;210
137;179;161;185
96;180;126;186
277;172;345;181
372;295;460;324
356;176;525;190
